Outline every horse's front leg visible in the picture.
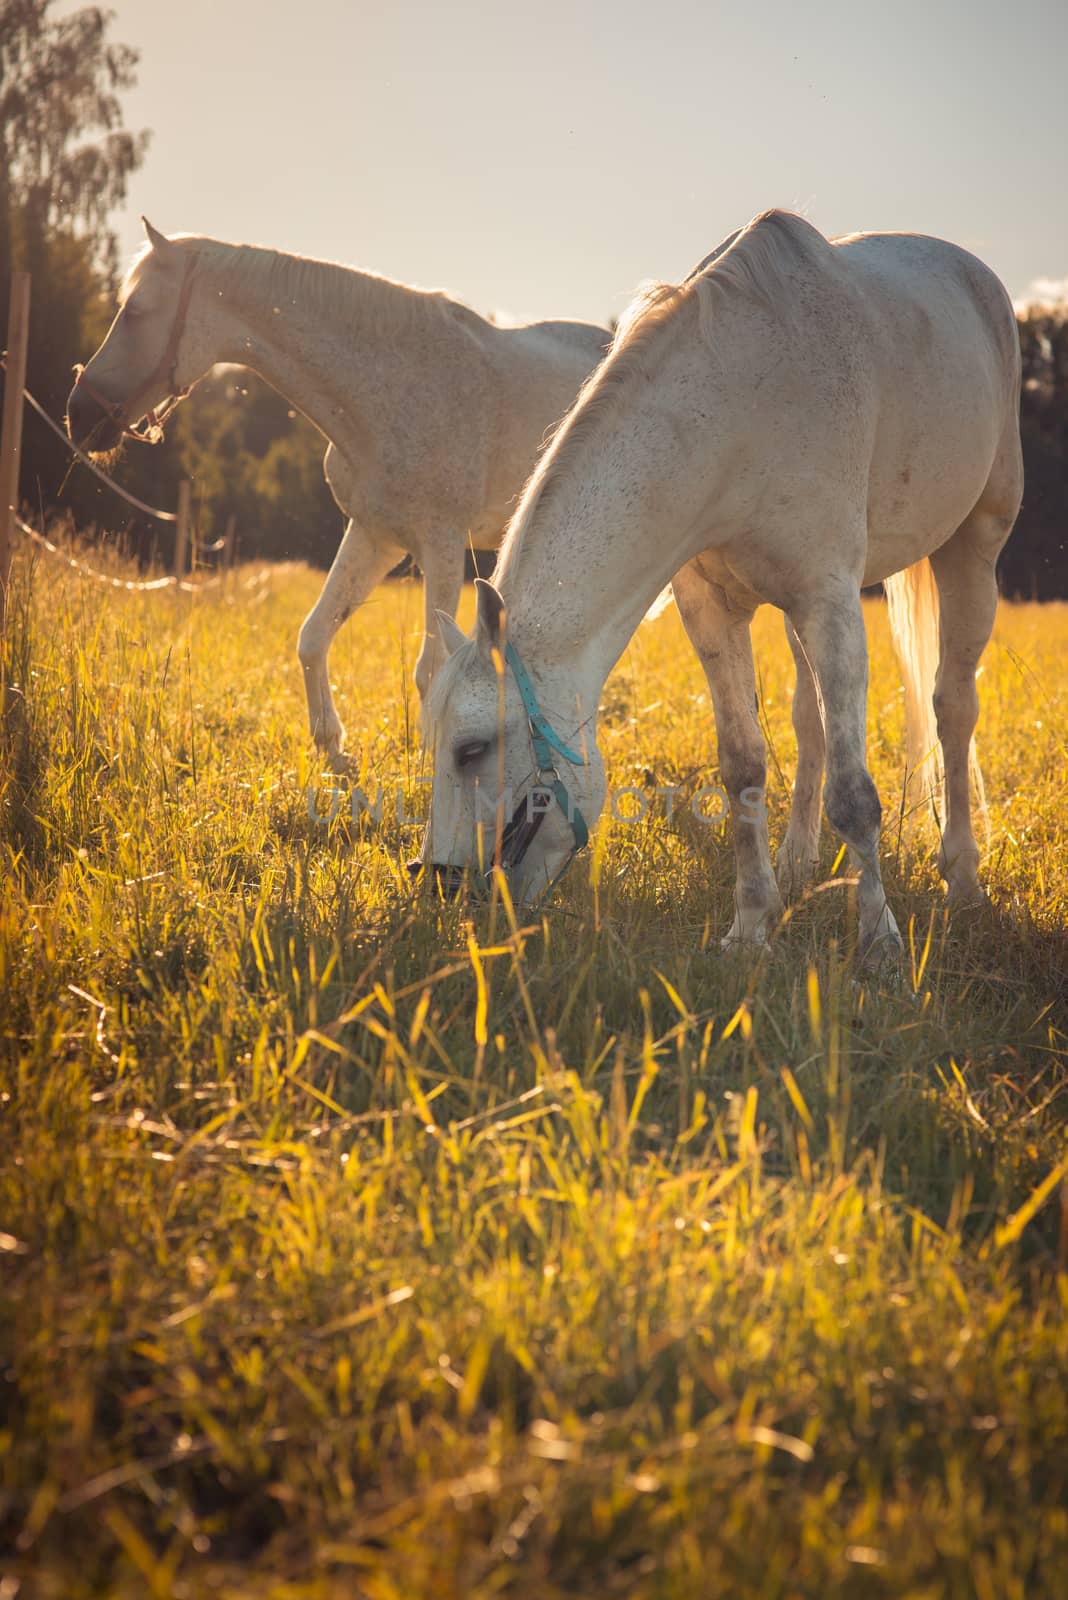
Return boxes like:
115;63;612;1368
414;538;466;703
777;616;826;898
297;518;405;771
673;562;783;948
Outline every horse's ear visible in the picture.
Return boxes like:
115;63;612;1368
434;610;468;658
141;217;173;254
474;579;506;656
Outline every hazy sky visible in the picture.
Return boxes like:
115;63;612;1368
73;0;1067;324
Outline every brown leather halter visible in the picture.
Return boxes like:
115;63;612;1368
73;255;198;445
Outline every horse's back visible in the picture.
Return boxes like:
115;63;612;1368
503;318;611;367
832;230;1019;393
811;231;1021;576
682;214;1021;586
698;214;1017;404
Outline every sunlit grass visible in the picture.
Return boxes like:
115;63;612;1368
1;546;1066;1598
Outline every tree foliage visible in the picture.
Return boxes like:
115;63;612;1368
0;0;148;278
168;370;342;570
0;4;348;569
1002;305;1068;599
1;1;148;530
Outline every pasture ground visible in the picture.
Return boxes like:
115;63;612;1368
1;545;1066;1599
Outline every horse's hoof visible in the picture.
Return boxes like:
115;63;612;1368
720;916;777;954
721;931;766;954
321;745;352;777
858;928;905;976
946;883;988;917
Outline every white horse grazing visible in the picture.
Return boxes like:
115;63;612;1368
422;210;1022;962
66;220;610;767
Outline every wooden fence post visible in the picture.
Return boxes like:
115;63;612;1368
174;479;191;580
0;271;31;634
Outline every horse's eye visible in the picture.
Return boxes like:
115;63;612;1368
123;299;144;321
454;739;488;770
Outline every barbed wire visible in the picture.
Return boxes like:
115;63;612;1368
15;515;222;593
1;356;177;522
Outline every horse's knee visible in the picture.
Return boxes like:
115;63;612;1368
824;768;881;845
297;622;315;670
297;614;326;671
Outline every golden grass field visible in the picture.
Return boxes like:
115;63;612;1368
1;544;1067;1598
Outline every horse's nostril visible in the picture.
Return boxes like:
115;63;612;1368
66;388;85;440
66;383;112;449
406;858;424;879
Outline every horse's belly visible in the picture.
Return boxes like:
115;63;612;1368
862;391;1003;583
863;476;982;585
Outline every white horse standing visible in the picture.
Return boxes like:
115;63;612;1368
67;221;609;767
423;211;1023;962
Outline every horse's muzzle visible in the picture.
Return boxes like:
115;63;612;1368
66;381;123;453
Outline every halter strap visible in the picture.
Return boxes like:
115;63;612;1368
417;639;589;898
73;254;198;446
496;642;590;874
505;642;587;768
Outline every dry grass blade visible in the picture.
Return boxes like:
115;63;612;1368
1;548;1066;1597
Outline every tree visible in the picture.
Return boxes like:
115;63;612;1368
169;370;343;569
1;1;148;281
1;2;149;524
1001;305;1068;600
0;5;344;569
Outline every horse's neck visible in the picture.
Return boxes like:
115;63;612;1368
207;247;445;446
501;375;718;709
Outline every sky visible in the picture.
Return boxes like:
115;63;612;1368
65;0;1068;325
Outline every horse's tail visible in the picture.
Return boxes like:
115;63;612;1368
884;558;990;845
644;585;674;623
884;559;945;830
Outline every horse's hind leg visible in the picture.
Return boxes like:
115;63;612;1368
672;562;782;947
790;578;902;964
929;480;1019;908
297;518;404;771
778;617;826;898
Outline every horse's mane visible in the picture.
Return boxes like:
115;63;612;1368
120;235;487;339
690;208;823;317
494;209;824;585
423;636;481;743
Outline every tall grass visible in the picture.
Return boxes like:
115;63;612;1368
1;546;1066;1597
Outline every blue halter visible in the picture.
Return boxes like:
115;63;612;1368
496;641;589;872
